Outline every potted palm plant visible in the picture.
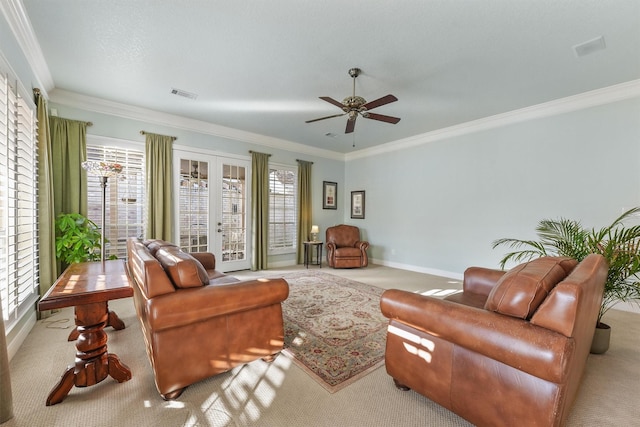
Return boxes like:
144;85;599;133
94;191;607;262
492;207;640;354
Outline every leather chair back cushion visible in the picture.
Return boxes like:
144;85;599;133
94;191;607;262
144;239;178;256
155;246;209;288
484;256;578;319
326;225;360;247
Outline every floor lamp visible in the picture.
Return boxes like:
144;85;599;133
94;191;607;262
81;161;123;268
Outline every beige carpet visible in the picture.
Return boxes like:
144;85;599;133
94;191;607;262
3;264;640;426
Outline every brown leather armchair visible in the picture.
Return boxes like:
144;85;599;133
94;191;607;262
325;224;369;268
380;254;608;427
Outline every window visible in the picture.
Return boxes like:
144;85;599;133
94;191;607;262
86;142;145;259
0;72;39;330
269;165;297;253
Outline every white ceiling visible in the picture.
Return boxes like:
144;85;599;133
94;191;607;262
17;0;640;153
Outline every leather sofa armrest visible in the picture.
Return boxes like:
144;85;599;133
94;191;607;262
380;289;573;383
326;242;336;251
147;278;289;332
355;240;369;250
190;252;216;270
462;266;505;297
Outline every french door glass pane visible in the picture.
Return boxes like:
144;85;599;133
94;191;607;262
179;159;209;252
221;164;245;262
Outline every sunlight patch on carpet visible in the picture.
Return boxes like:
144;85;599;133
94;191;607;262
277;270;387;393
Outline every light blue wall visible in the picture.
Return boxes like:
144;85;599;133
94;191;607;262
346;97;640;275
49;103;346;267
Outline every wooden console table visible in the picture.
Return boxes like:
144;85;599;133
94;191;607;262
38;259;134;406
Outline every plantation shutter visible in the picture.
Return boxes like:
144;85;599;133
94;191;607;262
85;145;145;259
0;72;39;329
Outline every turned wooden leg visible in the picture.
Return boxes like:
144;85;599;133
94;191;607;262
46;366;76;406
45;302;132;405
107;310;126;330
67;307;126;341
393;378;411;391
261;352;280;363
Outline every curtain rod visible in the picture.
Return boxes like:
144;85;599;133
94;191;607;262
140;130;177;141
296;159;313;164
248;150;271;156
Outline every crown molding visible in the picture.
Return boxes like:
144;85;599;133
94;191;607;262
49;89;345;162
346;79;640;161
0;0;54;95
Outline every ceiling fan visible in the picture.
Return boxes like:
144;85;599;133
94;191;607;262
305;68;400;134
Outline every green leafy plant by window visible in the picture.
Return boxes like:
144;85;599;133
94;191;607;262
55;213;103;264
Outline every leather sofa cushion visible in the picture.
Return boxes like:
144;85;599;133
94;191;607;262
155;246;209;288
145;239;178;256
484;256;577;319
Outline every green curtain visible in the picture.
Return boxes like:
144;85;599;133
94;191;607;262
145;133;174;241
50;117;88;218
296;160;313;264
34;90;57;297
251;151;270;271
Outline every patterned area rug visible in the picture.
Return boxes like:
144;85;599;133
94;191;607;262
279;270;388;393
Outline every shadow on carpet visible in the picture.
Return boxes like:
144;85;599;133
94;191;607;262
276;270;388;393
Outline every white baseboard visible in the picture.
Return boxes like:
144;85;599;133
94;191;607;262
7;310;37;361
370;258;464;281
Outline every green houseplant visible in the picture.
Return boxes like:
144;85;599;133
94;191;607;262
55;213;103;264
492;207;640;353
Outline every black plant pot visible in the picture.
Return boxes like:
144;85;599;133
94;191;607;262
590;323;611;354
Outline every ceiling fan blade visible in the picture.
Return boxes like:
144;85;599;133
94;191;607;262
365;112;401;124
345;116;357;134
362;94;398;110
305;113;346;123
319;96;345;109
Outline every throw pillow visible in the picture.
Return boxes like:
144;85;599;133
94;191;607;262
484;256;577;319
155;246;209;288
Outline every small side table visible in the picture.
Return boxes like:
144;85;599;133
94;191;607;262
303;241;323;268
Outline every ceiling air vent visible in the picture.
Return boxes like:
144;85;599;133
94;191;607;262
170;88;198;100
573;36;606;58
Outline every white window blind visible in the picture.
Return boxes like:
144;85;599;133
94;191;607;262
0;72;39;330
86;145;145;259
268;166;297;252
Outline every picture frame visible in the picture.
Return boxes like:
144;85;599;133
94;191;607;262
323;181;337;210
350;190;365;219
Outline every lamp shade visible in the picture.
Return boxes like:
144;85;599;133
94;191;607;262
310;225;319;234
81;161;123;177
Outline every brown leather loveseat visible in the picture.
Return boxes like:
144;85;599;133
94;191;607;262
380;254;607;427
325;224;369;268
126;238;289;399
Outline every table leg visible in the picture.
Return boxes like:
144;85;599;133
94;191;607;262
304;244;309;268
67;305;127;341
46;302;131;406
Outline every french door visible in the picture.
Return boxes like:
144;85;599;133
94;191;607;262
174;150;251;272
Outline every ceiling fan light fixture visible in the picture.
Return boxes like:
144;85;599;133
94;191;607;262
305;67;400;134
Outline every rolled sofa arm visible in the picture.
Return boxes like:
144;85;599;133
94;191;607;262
355;241;369;250
462;266;505;297
190;252;216;270
147;278;289;332
380;289;573;383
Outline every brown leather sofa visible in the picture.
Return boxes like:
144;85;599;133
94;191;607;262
325;224;369;268
380;254;608;427
126;238;289;400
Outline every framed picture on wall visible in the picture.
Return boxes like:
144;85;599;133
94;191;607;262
351;190;365;219
323;181;337;209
